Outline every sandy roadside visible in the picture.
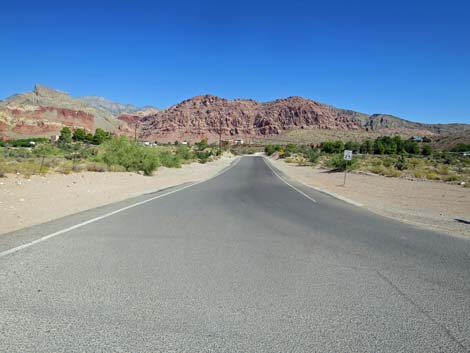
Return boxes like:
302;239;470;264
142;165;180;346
0;157;235;235
270;158;470;239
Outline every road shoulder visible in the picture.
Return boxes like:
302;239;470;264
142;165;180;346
269;158;470;239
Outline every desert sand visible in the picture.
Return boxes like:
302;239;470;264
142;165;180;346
0;157;235;235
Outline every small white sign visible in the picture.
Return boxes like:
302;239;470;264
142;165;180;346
343;150;353;161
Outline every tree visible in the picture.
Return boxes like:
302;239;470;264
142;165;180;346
320;140;344;154
345;141;360;153
404;140;420;154
374;140;385;154
59;127;72;143
93;128;109;145
73;128;87;142
360;140;374;154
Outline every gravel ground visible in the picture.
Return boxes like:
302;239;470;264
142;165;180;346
271;158;470;238
0;157;234;235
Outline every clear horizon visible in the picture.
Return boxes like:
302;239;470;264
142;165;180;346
1;0;469;124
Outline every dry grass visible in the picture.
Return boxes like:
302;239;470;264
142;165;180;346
294;153;470;185
256;129;384;145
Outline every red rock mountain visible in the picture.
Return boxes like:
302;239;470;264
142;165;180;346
138;95;469;143
0;85;150;140
1;86;469;142
138;95;365;143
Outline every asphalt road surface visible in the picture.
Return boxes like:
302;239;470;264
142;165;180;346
1;156;469;352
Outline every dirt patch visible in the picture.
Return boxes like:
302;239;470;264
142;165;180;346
0;157;235;235
270;158;470;238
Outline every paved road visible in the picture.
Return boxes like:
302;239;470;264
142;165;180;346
1;156;469;352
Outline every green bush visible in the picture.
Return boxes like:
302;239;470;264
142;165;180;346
175;146;194;160
265;144;283;156
303;148;319;163
320;140;344;154
157;149;182;168
72;128;87;142
195;139;209;151
394;156;408;170
2;147;32;158
450;143;470;152
421;144;432;156
59;127;72;143
196;151;212;163
325;154;358;171
0;137;49;147
102;136;160;176
32;144;63;157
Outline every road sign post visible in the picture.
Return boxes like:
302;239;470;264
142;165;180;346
343;150;352;186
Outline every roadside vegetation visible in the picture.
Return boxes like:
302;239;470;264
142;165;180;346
0;129;222;178
265;136;470;187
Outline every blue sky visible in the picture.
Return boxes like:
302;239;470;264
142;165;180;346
1;0;469;123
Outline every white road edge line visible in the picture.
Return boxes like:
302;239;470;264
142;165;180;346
262;157;317;204
0;157;242;259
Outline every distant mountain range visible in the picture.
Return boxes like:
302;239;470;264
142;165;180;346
79;95;158;116
0;84;468;144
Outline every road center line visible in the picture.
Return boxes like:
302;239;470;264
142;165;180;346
262;157;317;204
0;157;242;259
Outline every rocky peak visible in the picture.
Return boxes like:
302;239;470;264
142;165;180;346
33;84;68;99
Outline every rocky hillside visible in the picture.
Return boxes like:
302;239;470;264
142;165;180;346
138;95;470;143
1;86;468;143
139;95;365;143
0;85;129;139
79;95;158;116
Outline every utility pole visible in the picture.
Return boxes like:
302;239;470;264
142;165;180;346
219;115;222;150
134;122;139;142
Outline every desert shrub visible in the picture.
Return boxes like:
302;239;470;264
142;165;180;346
425;172;440;180
32;143;64;157
195;139;209;151
407;158;424;168
438;166;450;175
450;143;470;152
157;149;182;168
102;136;160;176
381;168;402;177
86;162;108;172
265;145;275;155
382;156;396;168
443;174;460;182
320;140;344;154
421;144;432;156
394;156;408;171
303;148;319;164
413;170;426;179
8;160;42;176
0;137;48;147
325;154;358;171
3;147;32;158
72;164;86;172
175;146;194;160
368;165;386;175
282;144;299;157
265;144;283;156
57;163;73;174
196;151;212;163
